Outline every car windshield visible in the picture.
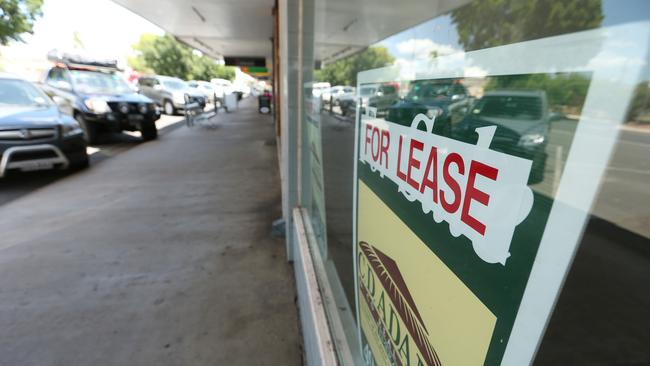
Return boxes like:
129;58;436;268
0;79;51;106
70;70;132;94
472;95;543;120
406;82;454;101
360;87;377;96
163;79;188;90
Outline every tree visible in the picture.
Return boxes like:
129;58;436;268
315;46;394;86
129;33;235;81
451;0;603;51
0;0;43;45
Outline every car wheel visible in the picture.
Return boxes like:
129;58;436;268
163;100;176;115
75;114;98;144
140;120;158;141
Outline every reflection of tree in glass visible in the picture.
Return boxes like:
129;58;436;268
314;46;394;86
451;0;603;51
485;73;591;114
626;81;650;123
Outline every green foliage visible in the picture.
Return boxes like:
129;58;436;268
0;0;43;45
451;0;603;51
315;46;394;86
485;73;591;110
130;33;235;81
626;81;650;123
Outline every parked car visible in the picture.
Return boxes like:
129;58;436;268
341;83;401;118
453;90;554;183
322;85;355;108
41;53;160;144
210;78;234;103
137;75;206;115
0;74;88;177
188;80;219;106
311;82;331;98
387;79;471;136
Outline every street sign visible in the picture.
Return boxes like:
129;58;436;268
353;23;650;366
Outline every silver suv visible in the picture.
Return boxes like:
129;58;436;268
137;75;205;115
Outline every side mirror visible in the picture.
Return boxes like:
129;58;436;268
53;80;72;92
153;84;163;91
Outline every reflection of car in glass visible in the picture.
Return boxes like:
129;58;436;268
42;54;160;144
453;90;553;183
138;75;206;116
340;83;400;117
0;74;88;177
322;85;355;108
387;79;471;136
311;82;331;98
188;80;218;106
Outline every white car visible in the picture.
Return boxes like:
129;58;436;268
188;80;218;105
210;78;234;101
322;85;355;106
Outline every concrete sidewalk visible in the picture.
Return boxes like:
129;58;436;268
0;99;302;365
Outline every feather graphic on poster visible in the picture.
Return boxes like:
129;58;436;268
360;241;443;366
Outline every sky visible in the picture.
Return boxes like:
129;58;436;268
1;0;163;78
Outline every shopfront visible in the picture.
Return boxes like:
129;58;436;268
281;0;650;365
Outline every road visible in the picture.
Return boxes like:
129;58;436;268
0;114;186;206
533;118;650;238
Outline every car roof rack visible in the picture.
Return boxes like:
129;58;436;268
47;50;122;72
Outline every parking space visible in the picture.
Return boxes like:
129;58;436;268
0;114;185;206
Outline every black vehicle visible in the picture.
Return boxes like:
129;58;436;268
387;79;471;136
453;90;554;183
0;74;88;177
41;52;160;144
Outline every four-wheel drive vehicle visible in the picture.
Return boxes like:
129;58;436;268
137;75;206;115
387;79;471;136
0;74;88;177
41;54;160;144
453;90;553;183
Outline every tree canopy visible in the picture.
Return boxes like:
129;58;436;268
129;34;235;81
0;0;43;45
451;0;603;51
315;46;394;86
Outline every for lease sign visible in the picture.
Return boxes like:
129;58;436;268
353;23;649;366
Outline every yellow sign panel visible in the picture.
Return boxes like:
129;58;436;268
357;181;496;366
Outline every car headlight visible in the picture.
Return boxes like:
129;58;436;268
426;107;443;119
84;98;111;114
138;103;149;114
61;122;83;137
518;133;546;147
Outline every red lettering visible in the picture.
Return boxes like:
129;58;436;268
419;146;439;203
380;130;390;169
407;139;424;190
371;127;380;162
365;124;372;155
462;161;499;235
397;135;407;182
441;153;464;213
